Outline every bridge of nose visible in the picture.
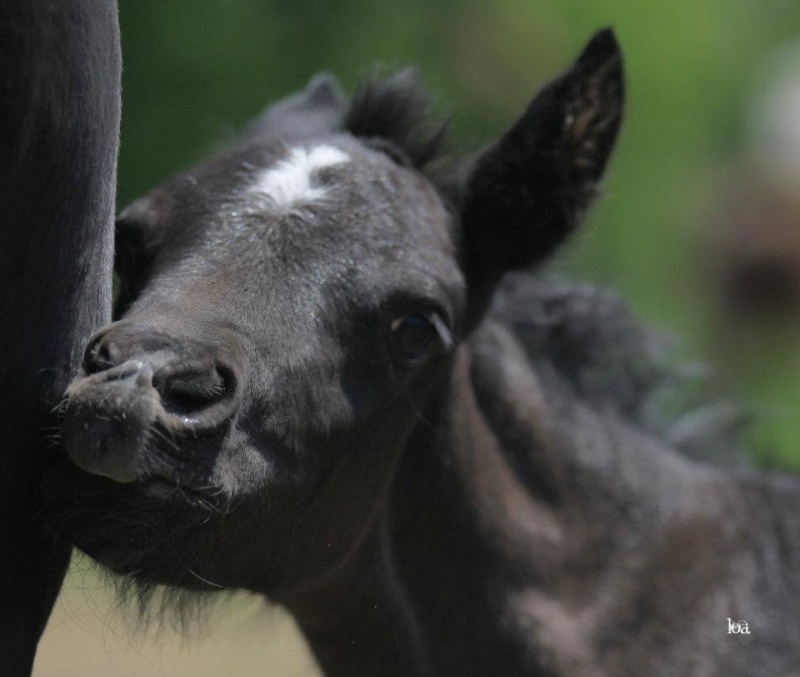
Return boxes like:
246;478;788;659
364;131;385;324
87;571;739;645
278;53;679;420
87;323;174;367
85;321;236;403
86;321;230;371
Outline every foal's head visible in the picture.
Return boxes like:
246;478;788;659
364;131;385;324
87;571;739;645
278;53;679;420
46;30;624;599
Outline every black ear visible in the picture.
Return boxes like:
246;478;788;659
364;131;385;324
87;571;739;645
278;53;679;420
462;28;624;323
239;73;347;143
113;197;162;319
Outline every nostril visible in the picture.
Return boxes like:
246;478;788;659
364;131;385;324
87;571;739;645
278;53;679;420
83;333;117;375
153;362;235;421
159;372;224;415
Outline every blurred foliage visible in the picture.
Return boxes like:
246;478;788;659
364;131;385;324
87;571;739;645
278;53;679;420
117;0;800;468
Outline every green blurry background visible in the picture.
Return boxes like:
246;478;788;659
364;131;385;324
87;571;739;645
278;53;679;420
34;0;800;674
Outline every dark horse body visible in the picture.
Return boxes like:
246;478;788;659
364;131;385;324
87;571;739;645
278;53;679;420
0;2;120;673
44;31;800;676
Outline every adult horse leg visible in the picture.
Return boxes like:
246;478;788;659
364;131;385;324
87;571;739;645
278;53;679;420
0;1;120;673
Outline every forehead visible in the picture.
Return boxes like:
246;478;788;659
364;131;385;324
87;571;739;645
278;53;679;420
134;134;462;310
248;144;350;216
239;135;449;237
158;135;453;260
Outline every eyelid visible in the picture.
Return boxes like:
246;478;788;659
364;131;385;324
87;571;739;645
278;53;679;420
428;312;453;350
390;312;453;350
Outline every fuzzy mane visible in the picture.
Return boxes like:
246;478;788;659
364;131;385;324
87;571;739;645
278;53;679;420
493;273;750;465
344;68;448;169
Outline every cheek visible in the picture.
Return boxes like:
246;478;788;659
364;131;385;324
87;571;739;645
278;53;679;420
211;429;279;498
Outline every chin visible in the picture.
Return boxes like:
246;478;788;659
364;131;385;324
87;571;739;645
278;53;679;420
41;457;225;589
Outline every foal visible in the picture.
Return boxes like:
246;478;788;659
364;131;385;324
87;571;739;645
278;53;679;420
45;30;800;676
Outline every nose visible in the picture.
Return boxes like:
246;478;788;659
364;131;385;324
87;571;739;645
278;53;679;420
82;323;240;431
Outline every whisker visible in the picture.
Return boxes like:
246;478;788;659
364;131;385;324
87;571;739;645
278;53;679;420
187;569;226;589
150;426;180;452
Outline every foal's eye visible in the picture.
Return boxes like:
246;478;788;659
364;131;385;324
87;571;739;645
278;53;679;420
390;314;436;362
390;312;451;365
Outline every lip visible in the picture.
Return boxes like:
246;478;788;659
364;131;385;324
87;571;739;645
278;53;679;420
137;475;223;506
43;453;221;508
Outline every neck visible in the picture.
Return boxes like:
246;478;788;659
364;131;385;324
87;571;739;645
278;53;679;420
285;319;799;677
287;327;566;676
285;320;711;676
387;338;565;676
286;518;438;677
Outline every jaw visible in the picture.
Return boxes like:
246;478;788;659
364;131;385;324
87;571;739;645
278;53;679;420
46;369;430;598
42;457;228;587
41;440;298;595
48;380;288;593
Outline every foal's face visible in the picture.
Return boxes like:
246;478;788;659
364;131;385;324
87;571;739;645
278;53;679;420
46;30;624;596
48;133;463;592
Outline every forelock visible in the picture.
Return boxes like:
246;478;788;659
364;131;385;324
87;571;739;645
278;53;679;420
344;68;447;169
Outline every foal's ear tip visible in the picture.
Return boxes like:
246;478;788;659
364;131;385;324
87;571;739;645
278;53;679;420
577;27;622;67
305;72;345;106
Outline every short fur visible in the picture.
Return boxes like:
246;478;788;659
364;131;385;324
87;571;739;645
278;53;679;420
44;29;800;677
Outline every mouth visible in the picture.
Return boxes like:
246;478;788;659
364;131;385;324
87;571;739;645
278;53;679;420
43;454;225;513
61;357;230;486
136;475;224;508
43;348;244;587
